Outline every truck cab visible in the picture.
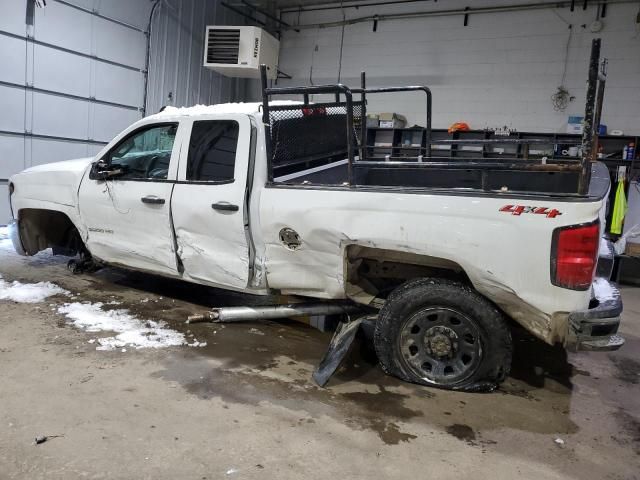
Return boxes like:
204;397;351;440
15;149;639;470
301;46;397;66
76;110;258;292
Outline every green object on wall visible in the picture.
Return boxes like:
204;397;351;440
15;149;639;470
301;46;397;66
611;180;627;235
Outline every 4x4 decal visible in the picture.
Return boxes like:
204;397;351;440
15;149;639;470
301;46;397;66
499;205;562;218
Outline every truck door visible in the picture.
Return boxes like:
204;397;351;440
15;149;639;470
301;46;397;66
170;114;252;291
78;122;183;276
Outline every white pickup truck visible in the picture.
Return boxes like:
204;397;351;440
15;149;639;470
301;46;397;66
6;40;624;392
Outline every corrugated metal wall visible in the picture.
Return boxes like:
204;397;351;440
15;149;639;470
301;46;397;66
146;0;248;115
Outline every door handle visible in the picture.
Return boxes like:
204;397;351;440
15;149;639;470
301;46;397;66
141;196;165;205
212;202;239;212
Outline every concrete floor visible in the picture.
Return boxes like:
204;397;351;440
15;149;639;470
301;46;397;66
0;238;639;480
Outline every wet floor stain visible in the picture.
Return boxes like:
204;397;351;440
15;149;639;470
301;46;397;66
340;386;424;444
608;355;640;385
154;345;424;445
375;422;417;444
446;424;476;444
613;409;640;455
341;386;428;419
445;423;501;452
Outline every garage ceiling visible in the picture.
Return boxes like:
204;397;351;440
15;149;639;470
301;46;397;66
239;0;439;11
273;0;423;8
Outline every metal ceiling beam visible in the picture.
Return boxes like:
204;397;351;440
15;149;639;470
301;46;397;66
280;0;637;29
281;0;436;14
221;2;268;27
240;0;298;30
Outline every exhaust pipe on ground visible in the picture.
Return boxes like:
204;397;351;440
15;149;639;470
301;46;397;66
186;302;361;324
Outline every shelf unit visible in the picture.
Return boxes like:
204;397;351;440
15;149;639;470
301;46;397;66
366;127;639;165
366;127;639;234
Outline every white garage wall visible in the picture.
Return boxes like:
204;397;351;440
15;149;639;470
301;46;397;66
277;0;640;134
0;0;150;223
0;0;246;224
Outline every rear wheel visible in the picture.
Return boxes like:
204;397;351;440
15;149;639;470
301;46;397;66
374;278;512;392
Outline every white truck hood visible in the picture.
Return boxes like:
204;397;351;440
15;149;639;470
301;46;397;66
21;157;94;175
11;157;94;208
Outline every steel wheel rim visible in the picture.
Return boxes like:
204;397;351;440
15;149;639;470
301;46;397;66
397;306;483;385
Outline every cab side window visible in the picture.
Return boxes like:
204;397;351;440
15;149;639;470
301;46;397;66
187;121;239;182
107;124;177;180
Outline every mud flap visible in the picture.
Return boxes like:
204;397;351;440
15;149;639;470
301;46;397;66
312;318;366;387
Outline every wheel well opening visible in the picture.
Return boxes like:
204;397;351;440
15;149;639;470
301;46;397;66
18;209;85;257
345;245;471;305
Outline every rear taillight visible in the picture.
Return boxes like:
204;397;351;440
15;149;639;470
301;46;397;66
551;221;600;290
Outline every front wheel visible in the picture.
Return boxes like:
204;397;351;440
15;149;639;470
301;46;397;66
374;278;512;392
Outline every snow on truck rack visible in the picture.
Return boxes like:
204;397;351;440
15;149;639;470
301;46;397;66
260;38;607;198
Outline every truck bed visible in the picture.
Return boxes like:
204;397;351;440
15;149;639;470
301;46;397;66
273;156;611;198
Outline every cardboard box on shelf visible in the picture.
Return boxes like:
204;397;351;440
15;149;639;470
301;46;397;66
567;116;584;134
379;112;406;129
366;114;379;128
566;116;606;135
625;242;640;257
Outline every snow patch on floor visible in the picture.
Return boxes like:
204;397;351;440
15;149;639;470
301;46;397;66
57;301;202;350
0;273;69;303
0;225;12;251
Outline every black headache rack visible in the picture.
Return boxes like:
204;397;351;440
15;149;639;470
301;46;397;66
260;38;607;197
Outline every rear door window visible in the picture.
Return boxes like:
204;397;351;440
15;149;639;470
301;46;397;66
187;120;239;182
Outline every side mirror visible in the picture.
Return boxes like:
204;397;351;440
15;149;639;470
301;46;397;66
89;161;125;181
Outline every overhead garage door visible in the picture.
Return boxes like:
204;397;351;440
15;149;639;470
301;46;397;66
0;0;151;223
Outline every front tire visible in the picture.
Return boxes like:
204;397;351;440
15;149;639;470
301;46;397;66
374;278;512;392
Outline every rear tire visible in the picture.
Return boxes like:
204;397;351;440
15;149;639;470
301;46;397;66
374;278;512;392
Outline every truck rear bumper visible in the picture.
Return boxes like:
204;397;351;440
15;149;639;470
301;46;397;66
7;220;27;256
567;277;624;352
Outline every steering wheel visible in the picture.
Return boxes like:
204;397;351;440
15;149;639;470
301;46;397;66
145;155;161;178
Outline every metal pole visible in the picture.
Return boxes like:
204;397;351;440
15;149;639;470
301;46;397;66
592;59;607;163
425;88;432;157
345;90;355;186
142;0;161;116
360;71;367;165
260;65;274;182
579;38;600;195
